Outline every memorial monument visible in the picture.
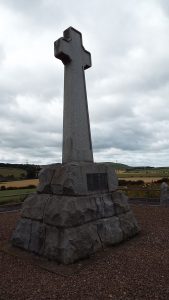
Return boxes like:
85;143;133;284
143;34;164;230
11;27;140;264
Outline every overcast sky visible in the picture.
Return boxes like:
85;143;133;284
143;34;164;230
0;0;169;167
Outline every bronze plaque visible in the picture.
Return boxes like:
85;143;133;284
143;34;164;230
87;173;108;191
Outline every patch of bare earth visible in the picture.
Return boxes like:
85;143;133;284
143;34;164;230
0;205;169;300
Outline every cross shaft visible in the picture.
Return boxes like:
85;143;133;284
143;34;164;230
54;27;93;163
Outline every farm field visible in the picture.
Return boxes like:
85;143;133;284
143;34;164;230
116;168;169;183
117;176;163;183
0;188;36;205
0;179;39;189
0;179;38;205
117;167;169;175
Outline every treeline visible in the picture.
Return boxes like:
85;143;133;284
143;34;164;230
22;164;41;179
126;166;169;172
125;166;155;172
0;163;41;180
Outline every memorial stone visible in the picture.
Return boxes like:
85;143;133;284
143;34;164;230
160;182;169;206
11;27;140;264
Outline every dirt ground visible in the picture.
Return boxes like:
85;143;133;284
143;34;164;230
0;205;169;300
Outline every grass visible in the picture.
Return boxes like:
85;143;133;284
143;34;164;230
0;188;36;205
119;187;160;199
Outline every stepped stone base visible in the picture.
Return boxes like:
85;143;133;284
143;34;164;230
11;163;140;264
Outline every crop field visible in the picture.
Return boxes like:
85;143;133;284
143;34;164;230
118;176;164;183
0;179;39;189
0;165;39;205
117;168;169;183
117;167;169;176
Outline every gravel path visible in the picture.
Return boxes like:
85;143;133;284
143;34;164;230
1;206;169;300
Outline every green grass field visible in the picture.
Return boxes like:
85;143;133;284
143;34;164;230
119;187;160;199
0;188;36;205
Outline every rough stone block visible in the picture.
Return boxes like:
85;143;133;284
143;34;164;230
106;164;119;192
29;221;45;254
37;164;59;193
102;194;115;217
11;218;32;250
97;216;123;246
11;189;140;264
21;193;50;221
37;162;118;196
43;225;60;260
44;194;115;228
119;211;140;240
113;191;130;215
59;223;101;264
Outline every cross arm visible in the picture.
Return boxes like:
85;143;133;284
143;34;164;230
83;49;92;70
54;38;71;65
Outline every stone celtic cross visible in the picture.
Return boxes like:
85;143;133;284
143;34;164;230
54;27;93;163
11;28;139;265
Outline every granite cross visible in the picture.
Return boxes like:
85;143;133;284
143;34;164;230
54;27;93;163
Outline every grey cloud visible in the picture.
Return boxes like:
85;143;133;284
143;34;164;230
0;44;5;64
158;0;169;17
92;117;155;152
0;64;63;100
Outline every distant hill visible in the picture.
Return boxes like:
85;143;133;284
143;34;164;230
0;163;40;181
104;162;132;170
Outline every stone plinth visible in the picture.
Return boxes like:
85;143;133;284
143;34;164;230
11;163;140;264
37;162;118;195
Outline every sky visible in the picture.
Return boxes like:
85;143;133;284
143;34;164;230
0;0;169;167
